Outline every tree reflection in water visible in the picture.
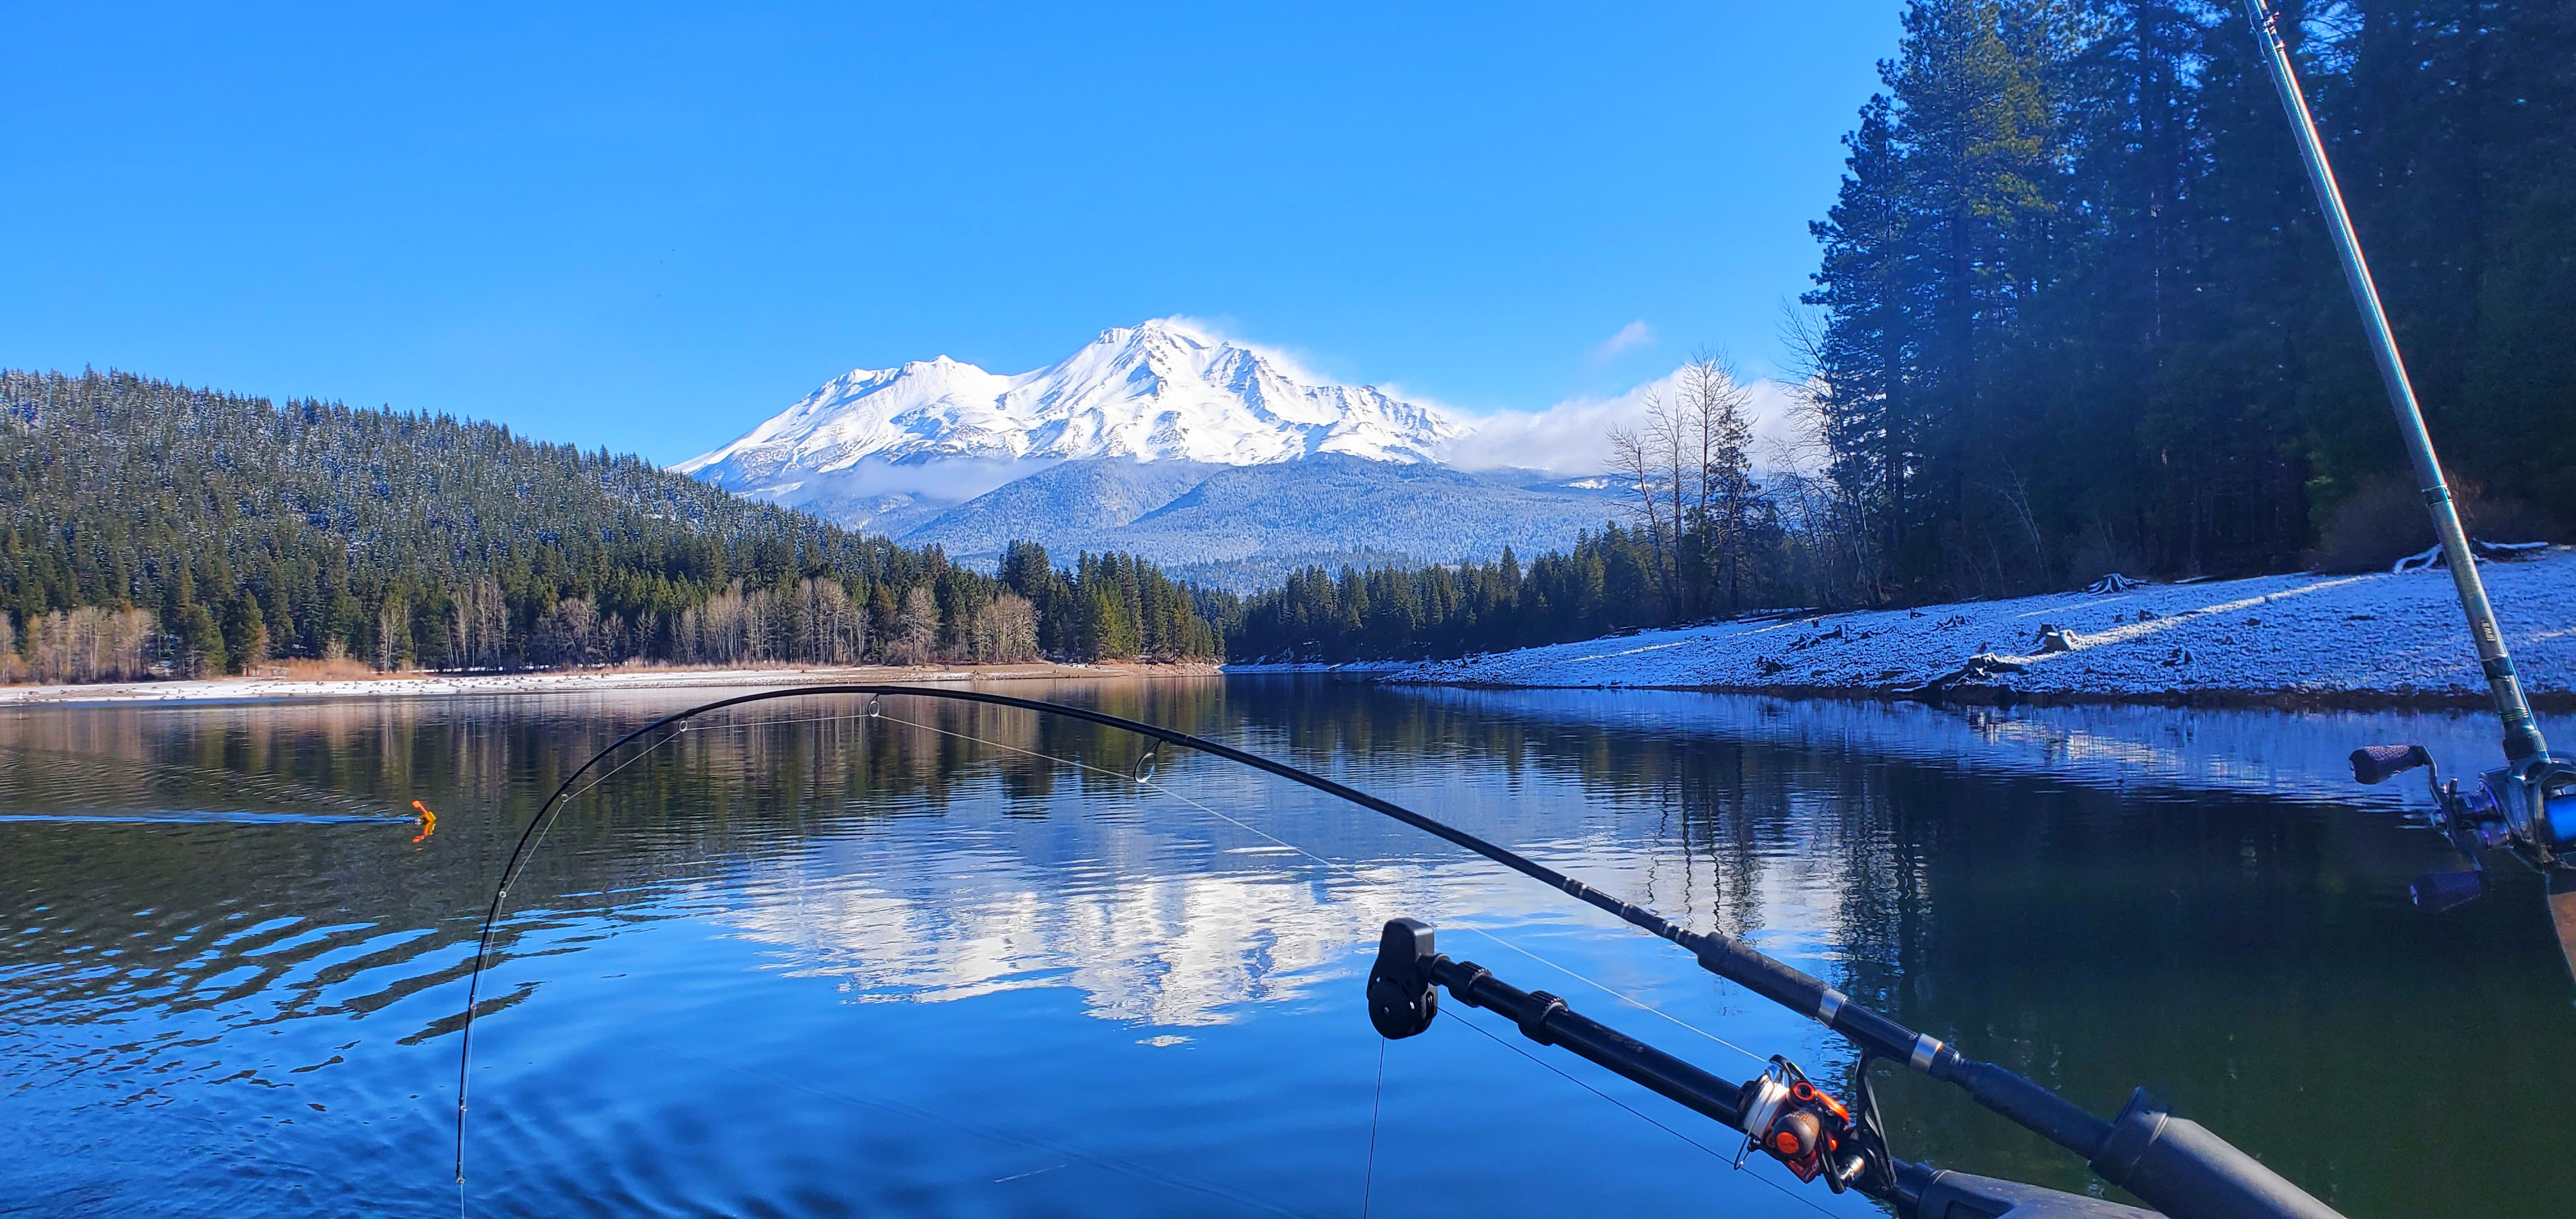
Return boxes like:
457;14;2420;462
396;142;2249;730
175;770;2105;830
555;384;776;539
3;678;2568;1216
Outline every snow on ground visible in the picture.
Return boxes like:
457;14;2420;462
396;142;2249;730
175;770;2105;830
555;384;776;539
1392;549;2576;702
1222;661;1415;675
0;662;1158;707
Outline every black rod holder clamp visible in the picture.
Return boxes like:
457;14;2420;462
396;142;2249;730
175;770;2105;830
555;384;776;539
1367;917;1440;1039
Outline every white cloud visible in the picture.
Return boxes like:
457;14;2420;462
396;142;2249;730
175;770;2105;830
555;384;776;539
1586;320;1657;369
1438;368;1809;476
1155;314;1338;385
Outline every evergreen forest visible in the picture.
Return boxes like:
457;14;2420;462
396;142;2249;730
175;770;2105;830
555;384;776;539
1795;0;2575;602
1241;0;2576;663
0;369;1223;681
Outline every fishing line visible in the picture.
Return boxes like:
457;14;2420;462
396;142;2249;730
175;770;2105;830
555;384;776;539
505;708;875;923
551;731;684;815
875;708;1767;1067
678;709;882;733
1361;1038;1385;1219
1440;1008;1841;1219
454;686;1806;1192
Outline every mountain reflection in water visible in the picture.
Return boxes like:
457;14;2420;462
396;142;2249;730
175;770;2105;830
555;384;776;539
3;678;2569;1216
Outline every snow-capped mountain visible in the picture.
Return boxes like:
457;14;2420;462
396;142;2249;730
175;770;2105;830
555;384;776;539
677;318;1463;510
674;318;1639;575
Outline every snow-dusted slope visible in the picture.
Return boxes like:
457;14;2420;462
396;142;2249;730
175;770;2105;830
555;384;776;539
678;319;1462;505
900;454;1629;586
1381;550;2576;702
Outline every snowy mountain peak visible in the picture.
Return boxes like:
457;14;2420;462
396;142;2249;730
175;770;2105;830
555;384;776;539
677;319;1464;506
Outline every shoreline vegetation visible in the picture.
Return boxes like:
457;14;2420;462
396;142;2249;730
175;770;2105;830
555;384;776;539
14;550;2568;712
0;369;1230;687
0;658;1222;707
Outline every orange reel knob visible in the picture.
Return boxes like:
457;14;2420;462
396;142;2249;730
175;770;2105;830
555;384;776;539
1770;1110;1822;1159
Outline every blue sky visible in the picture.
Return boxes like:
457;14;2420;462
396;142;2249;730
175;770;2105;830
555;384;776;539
0;2;1899;466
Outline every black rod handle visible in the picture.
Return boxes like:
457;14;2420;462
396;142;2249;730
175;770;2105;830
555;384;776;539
1686;930;2119;1163
1933;1057;2117;1162
1429;954;1748;1130
2092;1091;2344;1219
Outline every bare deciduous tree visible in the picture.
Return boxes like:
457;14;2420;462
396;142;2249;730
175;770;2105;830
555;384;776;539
795;577;866;665
887;586;941;666
1609;351;1763;618
448;577;507;670
677;581;783;666
964;592;1039;663
533;597;603;668
24;607;157;684
1778;305;1888;606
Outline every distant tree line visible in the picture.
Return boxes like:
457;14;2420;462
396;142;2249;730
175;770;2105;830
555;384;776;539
1230;537;1652;663
1227;507;1874;664
0;369;1222;680
1228;356;1877;664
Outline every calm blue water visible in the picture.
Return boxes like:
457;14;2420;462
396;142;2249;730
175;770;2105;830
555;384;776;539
3;678;2570;1216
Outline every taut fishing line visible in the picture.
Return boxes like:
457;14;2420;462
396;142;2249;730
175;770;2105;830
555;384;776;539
1434;1008;1841;1219
448;684;1785;1197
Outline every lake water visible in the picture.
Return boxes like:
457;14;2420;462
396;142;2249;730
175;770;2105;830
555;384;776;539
3;677;2570;1216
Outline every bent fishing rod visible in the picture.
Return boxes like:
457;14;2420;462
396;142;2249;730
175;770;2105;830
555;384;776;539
456;684;2343;1218
2242;0;2576;974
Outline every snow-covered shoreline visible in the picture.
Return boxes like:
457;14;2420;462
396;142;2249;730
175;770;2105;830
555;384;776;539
0;661;1214;708
1376;549;2576;706
12;555;2570;709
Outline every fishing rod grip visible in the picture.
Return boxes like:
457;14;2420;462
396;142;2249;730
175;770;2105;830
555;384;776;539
2089;1091;2344;1219
1689;938;1927;1059
1932;1057;2115;1160
1905;1032;2342;1219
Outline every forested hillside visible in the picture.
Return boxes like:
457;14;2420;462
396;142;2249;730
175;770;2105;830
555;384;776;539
0;369;1222;680
893;454;1629;585
1796;0;2575;602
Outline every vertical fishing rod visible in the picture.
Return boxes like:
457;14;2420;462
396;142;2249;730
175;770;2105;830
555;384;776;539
2240;0;2543;763
2245;0;2576;978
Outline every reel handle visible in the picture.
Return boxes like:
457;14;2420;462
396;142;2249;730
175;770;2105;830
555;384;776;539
2350;744;2432;785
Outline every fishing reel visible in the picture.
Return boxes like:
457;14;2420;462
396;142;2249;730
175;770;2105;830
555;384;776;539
2353;742;2576;977
2352;743;2576;903
1733;1056;1885;1192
